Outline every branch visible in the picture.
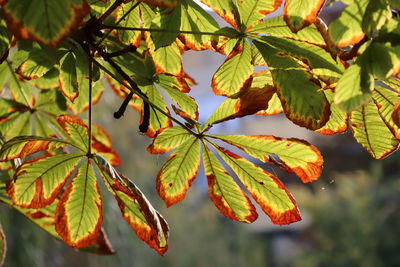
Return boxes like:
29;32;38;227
114;91;133;119
97;0;124;23
339;36;369;61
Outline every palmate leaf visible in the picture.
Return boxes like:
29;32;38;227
0;189;115;254
116;2;142;47
0;220;5;267
351;99;399;159
2;0;90;47
212;41;253;97
283;0;325;33
139;0;179;7
202;144;258;223
316;89;348;135
16;48;57;80
148;122;321;225
207;134;323;183
95;158;169;255
150;5;182;49
55;159;103;248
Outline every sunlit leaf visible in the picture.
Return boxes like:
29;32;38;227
362;0;392;37
7;153;84;208
209;134;323;183
32;68;60;89
214;145;301;225
16;48;55;80
156;137;200;206
316;89;348;135
96;159;169;255
55;159;103;248
151;6;181;48
283;0;325;33
372;86;400;139
351;100;399;159
212;41;253;97
237;0;282;29
68;81;104;114
202;143;257;223
116;2;142;47
59;52;79;102
139;0;179;7
199;0;240;29
328;0;369;47
2;0;90;47
254;38;331;130
57;114;89;152
147;126;192;154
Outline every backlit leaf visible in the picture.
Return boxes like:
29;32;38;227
283;0;325;32
116;2;142;47
351;100;399;159
316;89;348;135
362;0;392;37
214;145;301;225
237;0;282;29
212;41;253;97
254;39;331;130
8;153;84;208
59;53;79;102
96;160;169;255
139;0;179;7
328;0;369;47
57;114;89;152
68;81;104;114
0;14;11;63
156;138;200;206
55;159;103;248
209;135;323;183
202;143;257;223
147;126;192;154
2;0;90;47
199;0;240;29
151;6;181;48
372;87;400;139
16;48;55;80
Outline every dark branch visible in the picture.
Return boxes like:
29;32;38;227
114;91;134;119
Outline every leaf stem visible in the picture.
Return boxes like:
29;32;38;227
88;54;93;156
101;25;232;37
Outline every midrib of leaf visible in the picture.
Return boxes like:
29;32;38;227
361;105;376;158
72;160;91;241
201;141;238;212
17;154;84;203
173;138;198;185
6;60;31;108
209;140;292;208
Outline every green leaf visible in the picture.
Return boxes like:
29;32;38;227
116;2;142;47
158;74;198;120
55;159;103;248
202;143;258;223
372;86;400;139
247;16;326;48
199;0;240;29
139;0;179;7
56;114;89;152
334;63;374;112
0;221;5;267
151;7;181;48
179;0;219;50
96;159;169;255
362;0;392;37
156;138;200;206
0;112;32;139
59;53;79;102
2;0;90;47
68;81;104;114
147;126;192;154
0;192;115;254
0;136;70;162
316;89;348;135
212;41;253;97
328;0;369;47
149;41;182;75
213;145;301;225
254;39;331;130
35;89;67;115
351;100;399;159
208;134;323;183
0;14;11;63
283;0;325;32
7;153;84;208
16;48;55;80
31;68;60;89
237;0;282;29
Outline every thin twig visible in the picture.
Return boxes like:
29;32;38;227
97;0;125;23
88;54;93;156
101;25;233;37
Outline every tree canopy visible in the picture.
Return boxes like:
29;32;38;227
0;0;399;264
